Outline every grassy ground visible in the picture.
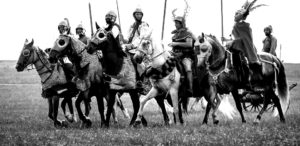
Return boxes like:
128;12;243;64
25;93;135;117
0;60;300;145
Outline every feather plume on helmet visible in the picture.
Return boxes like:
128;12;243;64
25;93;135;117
172;0;190;29
234;0;268;22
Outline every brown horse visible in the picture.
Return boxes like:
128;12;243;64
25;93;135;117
16;39;79;128
86;24;147;127
49;35;107;128
198;34;290;124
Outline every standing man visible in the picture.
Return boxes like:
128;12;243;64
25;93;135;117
262;25;277;56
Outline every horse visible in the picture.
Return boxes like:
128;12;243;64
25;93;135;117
198;34;290;124
49;34;131;127
48;34;109;128
129;30;236;126
15;39;79;128
86;24;157;127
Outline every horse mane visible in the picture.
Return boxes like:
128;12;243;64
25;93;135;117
100;32;125;75
206;34;226;69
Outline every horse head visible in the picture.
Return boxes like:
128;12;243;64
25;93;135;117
49;34;84;64
198;34;225;69
87;23;110;54
16;39;37;71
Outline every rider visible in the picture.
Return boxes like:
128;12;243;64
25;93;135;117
222;0;264;84
57;18;75;81
104;11;122;43
262;25;277;56
75;23;90;45
123;7;150;94
169;15;194;97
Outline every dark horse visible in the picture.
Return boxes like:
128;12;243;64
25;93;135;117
86;24;149;127
16;39;79;127
49;35;107;128
198;34;290;124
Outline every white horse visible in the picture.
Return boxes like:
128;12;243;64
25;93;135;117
133;31;236;126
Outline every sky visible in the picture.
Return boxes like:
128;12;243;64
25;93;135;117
1;0;300;63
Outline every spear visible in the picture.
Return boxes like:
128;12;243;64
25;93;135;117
116;0;122;33
221;0;224;44
161;0;167;40
88;2;94;36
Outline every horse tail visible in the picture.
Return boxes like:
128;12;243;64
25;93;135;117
218;94;237;119
273;59;290;117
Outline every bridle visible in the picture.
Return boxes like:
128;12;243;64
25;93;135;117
136;38;166;62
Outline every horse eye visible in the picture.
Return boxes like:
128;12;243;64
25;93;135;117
98;32;105;38
22;49;30;56
58;39;65;46
200;47;208;52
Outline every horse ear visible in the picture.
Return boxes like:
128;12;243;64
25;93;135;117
28;39;34;47
25;39;28;43
199;33;205;43
95;22;100;30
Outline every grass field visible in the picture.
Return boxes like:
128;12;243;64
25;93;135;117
0;60;300;145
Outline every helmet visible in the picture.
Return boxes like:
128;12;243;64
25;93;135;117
264;25;273;33
58;20;68;27
105;10;117;19
133;8;143;16
174;16;186;28
76;24;84;30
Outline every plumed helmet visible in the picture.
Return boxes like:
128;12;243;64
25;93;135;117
174;16;186;28
133;8;143;16
264;25;273;32
235;0;268;22
76;24;84;30
106;10;117;18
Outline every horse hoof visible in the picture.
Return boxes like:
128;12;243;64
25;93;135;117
65;114;74;123
85;118;92;128
141;117;148;127
213;120;219;125
54;120;67;128
133;120;142;128
253;119;260;125
61;120;68;128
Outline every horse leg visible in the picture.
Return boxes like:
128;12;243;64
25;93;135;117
66;97;75;122
111;97;118;123
52;96;68;128
232;90;246;123
75;92;90;128
202;100;211;124
190;97;200;111
134;87;158;127
254;90;271;124
104;90;117;127
116;92;130;119
61;98;67;117
169;88;181;126
129;90;143;126
270;91;286;122
47;98;54;121
207;86;219;125
155;94;171;126
95;94;105;127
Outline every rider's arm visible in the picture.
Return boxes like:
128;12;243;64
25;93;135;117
111;26;120;39
170;37;193;48
270;36;277;55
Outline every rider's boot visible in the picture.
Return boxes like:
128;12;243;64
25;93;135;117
186;71;193;97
